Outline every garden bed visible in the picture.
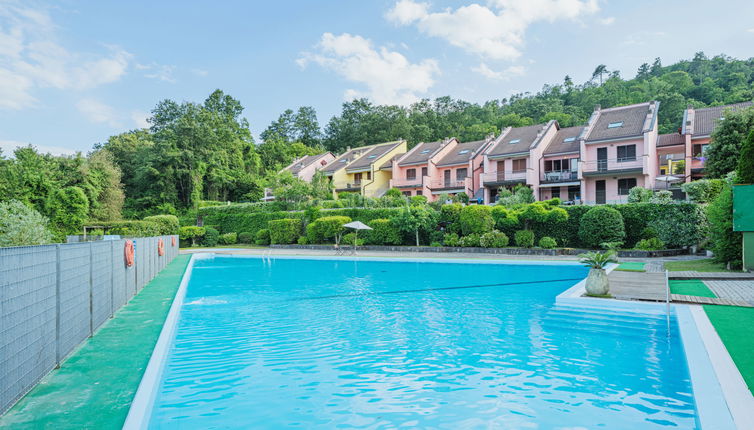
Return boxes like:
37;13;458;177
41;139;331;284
270;244;689;258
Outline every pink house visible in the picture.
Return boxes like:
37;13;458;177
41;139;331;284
481;122;557;203
538;125;584;202
390;139;456;198
281;152;335;182
578;102;659;204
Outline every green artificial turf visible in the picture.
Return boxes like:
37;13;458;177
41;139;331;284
615;262;646;272
0;255;191;430
704;305;754;395
669;280;717;298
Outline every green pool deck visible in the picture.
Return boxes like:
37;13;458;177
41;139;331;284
669;279;717;298
0;254;191;430
615;262;646;272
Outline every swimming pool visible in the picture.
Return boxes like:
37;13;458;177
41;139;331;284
137;256;699;429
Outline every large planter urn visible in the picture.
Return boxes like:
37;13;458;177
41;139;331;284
585;268;609;296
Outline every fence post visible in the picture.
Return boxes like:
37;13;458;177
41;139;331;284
55;244;61;368
89;241;94;337
110;240;115;318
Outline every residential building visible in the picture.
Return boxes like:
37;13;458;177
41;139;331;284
538;125;584;202
281;152;335;182
390;139;456;198
432;137;493;202
579;101;660;204
322;141;407;197
481;122;558;203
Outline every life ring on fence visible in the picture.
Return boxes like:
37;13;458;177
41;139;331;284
171;236;176;247
158;238;165;256
124;240;135;267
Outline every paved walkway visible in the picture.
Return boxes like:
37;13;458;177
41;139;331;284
705;280;754;306
670;271;754;280
0;255;191;430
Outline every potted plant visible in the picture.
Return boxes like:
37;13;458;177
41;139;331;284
579;250;617;296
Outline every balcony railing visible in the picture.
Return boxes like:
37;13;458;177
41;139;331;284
481;170;526;184
428;179;467;190
541;170;578;182
392;177;424;188
333;181;362;190
582;157;643;174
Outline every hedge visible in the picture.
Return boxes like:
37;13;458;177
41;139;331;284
458;205;494;235
142;214;180;235
306;216;351;243
90;220;162;237
578;206;625;248
238;232;254;244
366;219;402;245
219;232;237;245
268;218;302;244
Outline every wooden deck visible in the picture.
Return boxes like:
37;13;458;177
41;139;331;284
669;271;754;280
670;294;753;307
607;271;667;301
705;280;754;306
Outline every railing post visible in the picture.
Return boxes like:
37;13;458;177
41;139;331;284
110;240;115;318
55;244;61;368
89;241;94;337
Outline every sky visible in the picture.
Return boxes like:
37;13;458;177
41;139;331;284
1;0;753;156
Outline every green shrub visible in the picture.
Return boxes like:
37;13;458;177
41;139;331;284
320;200;344;209
219;232;237;245
297;236;308;245
238;232;254;244
628;186;653;203
453;192;469;204
681;179;726;203
201;227;219;246
458;205;494;235
410;195;428;205
737;130;754;183
0;200;53;246
539;236;557;249
439;203;463;234
47;186;89;235
578;206;625;248
305;216;351;243
342;232;365;246
491;206;519;234
640;226;658;240
514;230;535;248
366;218;402;245
255;229;270;245
707;182;742;267
143;214;180;235
179;226;205;246
385;188;402;198
479;230;509;248
268;218;302;244
443;232;460;247
635;237;665;250
430;241;442;247
459;233;481;247
90;220;162;237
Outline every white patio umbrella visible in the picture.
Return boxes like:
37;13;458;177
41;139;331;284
343;221;372;251
655;175;683;189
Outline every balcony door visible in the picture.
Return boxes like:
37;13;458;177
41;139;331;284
595;180;606;204
444;170;451;187
597;148;608;172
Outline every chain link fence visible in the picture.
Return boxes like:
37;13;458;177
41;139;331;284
0;235;179;415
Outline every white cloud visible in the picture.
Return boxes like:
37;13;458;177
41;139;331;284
131;110;150;128
599;16;615;25
386;0;599;60
747;28;754;33
472;62;525;80
137;62;176;83
0;3;132;110
0;140;77;156
623;31;666;46
76;98;120;127
298;32;439;105
191;68;209;77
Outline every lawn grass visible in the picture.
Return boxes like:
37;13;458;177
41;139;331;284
615;262;645;272
664;258;737;272
180;243;266;250
704;305;754;395
669;280;716;298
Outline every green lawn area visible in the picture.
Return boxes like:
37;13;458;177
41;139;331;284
669;280;716;298
704;305;754;395
664;258;737;272
615;262;645;272
181;243;266;250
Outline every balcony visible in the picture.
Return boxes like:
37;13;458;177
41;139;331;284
481;170;526;185
427;179;467;190
541;170;578;183
582;157;643;176
333;181;362;191
392;177;424;188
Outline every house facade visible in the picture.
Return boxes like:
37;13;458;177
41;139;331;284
281;152;335;182
538;125;584;202
322;141;407;198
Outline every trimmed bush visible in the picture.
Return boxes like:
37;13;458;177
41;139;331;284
707;183;742;267
238;232;254;244
0;200;53;246
491;206;519;235
459;233;481;247
179;226;205;247
268;218;302;244
342;232;365;246
439;203;463;234
95;220;162;237
479;230;509;248
640;227;658;240
305;216;351;243
297;236;308;245
219;232;237;245
143;214;180;235
255;229;270;245
578;206;625;248
366;218;402;245
458;205;494;235
514;230;535;248
201;227;219;247
539;236;557;249
443;232;460;247
635;237;665;250
410;195;428;205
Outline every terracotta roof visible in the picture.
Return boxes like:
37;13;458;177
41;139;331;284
435;139;488;166
284;153;329;175
486;123;548;157
320;147;369;174
584;102;658;142
345;141;402;171
398;140;446;166
543;126;584;155
691;101;753;136
657;133;685;147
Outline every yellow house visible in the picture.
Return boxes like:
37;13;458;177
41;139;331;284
321;141;407;198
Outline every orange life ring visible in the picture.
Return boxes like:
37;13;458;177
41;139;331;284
171;236;176;247
124;240;135;267
158;238;165;256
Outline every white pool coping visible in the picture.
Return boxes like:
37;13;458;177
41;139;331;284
124;253;749;429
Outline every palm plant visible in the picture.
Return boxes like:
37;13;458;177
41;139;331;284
579;250;617;269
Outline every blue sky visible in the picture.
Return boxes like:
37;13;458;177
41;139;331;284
1;0;753;155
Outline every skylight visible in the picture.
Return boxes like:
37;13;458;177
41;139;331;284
339;159;347;163
563;137;576;143
608;121;623;128
368;155;376;158
509;139;521;144
458;149;470;154
420;149;431;154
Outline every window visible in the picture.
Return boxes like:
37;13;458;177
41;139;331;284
512;159;526;172
608;121;623;128
416;190;423;196
617;178;637;195
406;168;416;180
366;171;371;180
568;185;580;201
617;144;636;162
570;158;579;172
420;149;431;154
509;139;521;144
544;160;552;171
402;191;411;196
551;187;561;199
458;149;470;154
456;168;468;181
421;167;428;177
563;137;576;143
693;144;709;157
367;155;376;159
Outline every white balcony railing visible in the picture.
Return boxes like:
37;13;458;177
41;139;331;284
392;177;424;188
428;179;467;190
541;170;578;182
481;170;526;184
582;157;643;174
333;181;362;190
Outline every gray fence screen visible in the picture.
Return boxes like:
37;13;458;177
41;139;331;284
0;235;179;415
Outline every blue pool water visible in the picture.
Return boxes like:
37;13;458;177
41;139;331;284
148;256;698;429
